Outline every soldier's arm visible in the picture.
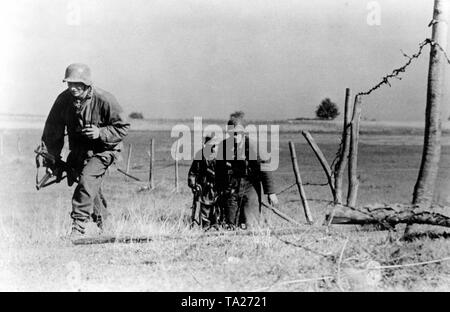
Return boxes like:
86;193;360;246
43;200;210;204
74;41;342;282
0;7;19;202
98;95;130;146
41;96;66;158
259;160;279;205
188;148;206;188
188;160;201;188
247;137;277;195
258;147;279;205
260;164;276;194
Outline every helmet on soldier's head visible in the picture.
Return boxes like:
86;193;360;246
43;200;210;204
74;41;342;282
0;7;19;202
226;117;246;134
204;135;221;146
63;63;92;86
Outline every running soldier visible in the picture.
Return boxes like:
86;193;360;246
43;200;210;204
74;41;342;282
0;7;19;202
41;63;129;237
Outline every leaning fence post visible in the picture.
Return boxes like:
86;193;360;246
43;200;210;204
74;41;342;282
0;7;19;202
174;139;179;192
125;143;133;181
334;88;353;204
301;131;335;199
347;95;362;207
288;141;314;224
149;138;155;189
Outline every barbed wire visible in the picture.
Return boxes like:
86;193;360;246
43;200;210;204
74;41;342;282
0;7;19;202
123;38;450;190
328;37;450;177
303;182;330;187
276;181;331;196
357;38;450;97
431;40;450;65
330;135;346;175
276;183;296;195
357;38;431;97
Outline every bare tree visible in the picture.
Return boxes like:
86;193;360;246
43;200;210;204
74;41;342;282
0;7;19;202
413;0;449;207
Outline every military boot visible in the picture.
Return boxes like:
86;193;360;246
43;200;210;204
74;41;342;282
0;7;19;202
70;219;101;239
91;213;104;233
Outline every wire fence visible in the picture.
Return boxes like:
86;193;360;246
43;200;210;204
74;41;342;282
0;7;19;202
6;24;450;215
329;34;450;182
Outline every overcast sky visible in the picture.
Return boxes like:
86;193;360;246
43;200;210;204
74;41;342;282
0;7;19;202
0;0;448;121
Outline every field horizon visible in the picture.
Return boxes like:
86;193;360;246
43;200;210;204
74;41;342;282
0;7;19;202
2;113;450;140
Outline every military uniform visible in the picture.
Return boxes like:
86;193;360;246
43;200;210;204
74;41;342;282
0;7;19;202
215;135;276;228
188;143;219;228
42;64;129;234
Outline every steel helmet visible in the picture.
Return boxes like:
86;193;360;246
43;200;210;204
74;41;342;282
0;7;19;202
226;116;246;133
204;135;221;146
63;63;92;86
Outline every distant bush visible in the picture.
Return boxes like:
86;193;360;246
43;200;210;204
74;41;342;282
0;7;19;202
129;112;144;119
315;98;340;120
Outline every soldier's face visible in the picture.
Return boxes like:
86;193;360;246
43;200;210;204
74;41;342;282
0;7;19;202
68;82;88;98
211;145;218;156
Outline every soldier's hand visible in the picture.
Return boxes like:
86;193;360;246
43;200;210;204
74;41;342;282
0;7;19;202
45;166;63;182
45;167;54;175
268;193;279;206
189;183;198;193
82;125;100;139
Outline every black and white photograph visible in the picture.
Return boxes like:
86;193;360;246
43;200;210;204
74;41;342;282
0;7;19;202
0;0;450;295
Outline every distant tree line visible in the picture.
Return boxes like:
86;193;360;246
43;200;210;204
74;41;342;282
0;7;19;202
129;112;144;119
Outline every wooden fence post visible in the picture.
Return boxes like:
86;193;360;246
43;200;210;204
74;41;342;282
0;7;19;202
125;143;133;181
301;131;336;199
347;95;362;207
175;139;179;192
149;138;155;189
334;88;353;204
289;141;314;224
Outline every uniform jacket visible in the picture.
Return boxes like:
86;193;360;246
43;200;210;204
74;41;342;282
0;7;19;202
188;149;217;203
188;149;216;188
215;135;276;195
42;87;130;161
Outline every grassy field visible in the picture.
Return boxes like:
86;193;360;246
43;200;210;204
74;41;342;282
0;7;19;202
0;120;449;292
